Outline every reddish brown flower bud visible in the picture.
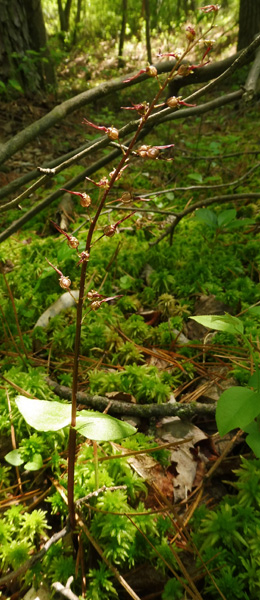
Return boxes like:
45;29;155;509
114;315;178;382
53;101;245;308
147;147;160;159
199;4;220;12
103;224;116;237
67;236;79;249
146;65;157;77
80;193;92;207
77;251;90;265
166;96;179;108
186;26;196;41
120;192;132;204
59;275;71;290
107;126;119;140
177;64;192;76
91;300;102;311
87;290;101;300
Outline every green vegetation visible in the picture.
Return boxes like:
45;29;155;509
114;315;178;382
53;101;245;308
0;2;260;598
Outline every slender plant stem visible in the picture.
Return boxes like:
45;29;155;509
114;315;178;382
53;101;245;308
66;18;217;528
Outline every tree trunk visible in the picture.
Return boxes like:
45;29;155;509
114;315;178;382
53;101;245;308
144;0;152;64
24;0;56;87
57;0;73;32
118;0;128;68
0;0;56;93
237;0;260;50
72;0;82;44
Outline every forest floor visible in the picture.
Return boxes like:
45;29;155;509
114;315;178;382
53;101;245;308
0;34;260;600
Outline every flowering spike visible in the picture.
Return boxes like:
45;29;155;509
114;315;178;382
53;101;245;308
199;4;220;12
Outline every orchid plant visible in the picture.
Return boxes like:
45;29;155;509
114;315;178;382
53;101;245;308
13;5;220;530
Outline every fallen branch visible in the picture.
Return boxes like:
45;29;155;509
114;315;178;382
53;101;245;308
46;377;216;419
0;48;248;168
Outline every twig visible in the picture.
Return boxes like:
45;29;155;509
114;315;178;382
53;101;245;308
0;524;70;586
46;376;216;419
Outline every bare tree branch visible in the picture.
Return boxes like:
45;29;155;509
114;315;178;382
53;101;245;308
46;377;216;419
0;36;259;168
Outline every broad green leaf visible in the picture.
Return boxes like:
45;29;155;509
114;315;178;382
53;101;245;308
244;422;260;458
24;453;43;471
16;396;71;431
217;209;236;228
194;208;217;229
216;387;260;436
75;410;136;441
248;368;260;392
226;218;255;230
5;449;23;466
189;314;244;335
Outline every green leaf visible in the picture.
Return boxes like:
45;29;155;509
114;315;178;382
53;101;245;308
8;78;23;93
216;387;260;436
16;396;71;431
5;449;24;466
217;209;236;228
189;314;244;335
248;368;260;392
75;410;136;441
24;453;43;471
248;306;260;317
194;208;217;229
244;422;260;458
187;172;203;183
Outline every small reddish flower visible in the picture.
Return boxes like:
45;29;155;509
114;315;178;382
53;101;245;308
82;119;119;140
107;191;150;206
85;175;109;189
50;220;79;249
177;59;210;76
186;26;196;41
77;251;90;266
45;259;71;290
201;39;215;61
120;101;149;116
90;295;123;311
61;188;91;208
157;50;183;59
109;164;129;181
103;211;136;238
136;144;174;159
123;65;157;83
167;96;196;108
199;4;220;12
87;290;102;300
